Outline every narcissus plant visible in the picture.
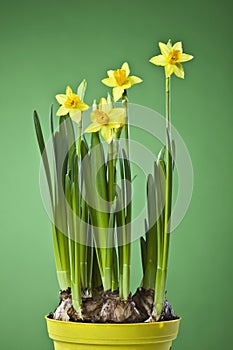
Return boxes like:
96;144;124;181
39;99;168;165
34;39;193;323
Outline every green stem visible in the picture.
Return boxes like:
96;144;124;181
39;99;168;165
112;246;119;291
108;142;114;203
163;76;172;270
104;251;112;291
122;90;129;157
72;282;82;315
143;175;157;290
118;244;123;298
72;179;84;313
86;244;94;291
154;76;173;319
77;117;82;157
51;223;62;278
166;77;171;132
53;177;71;290
155;160;165;268
53;222;71;290
79;198;88;289
122;243;131;300
80;139;106;287
56;226;71;289
116;184;131;300
66;177;82;313
123;151;132;299
102;143;114;291
92;248;102;291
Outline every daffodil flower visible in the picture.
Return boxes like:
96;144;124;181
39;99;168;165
85;97;125;144
101;62;142;102
149;41;193;78
56;86;89;123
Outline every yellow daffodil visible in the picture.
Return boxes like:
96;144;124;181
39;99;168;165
85;97;125;144
149;41;193;78
56;86;89;123
101;62;142;102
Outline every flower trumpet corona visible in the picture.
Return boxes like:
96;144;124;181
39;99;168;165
85;97;125;144
149;40;193;78
56;85;89;123
102;62;142;101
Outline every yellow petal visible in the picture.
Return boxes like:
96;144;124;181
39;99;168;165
113;86;124;102
99;97;109;112
121;62;130;76
108;108;125;125
173;63;184;79
55;94;67;105
101;126;113;144
108;123;121;129
77;101;89;111
173;41;183;53
165;64;174;78
66;86;73;97
102;77;116;87
149;54;166;66
85;122;102;133
180;53;194;62
107;70;115;79
69;109;82;123
90;111;97;122
56;105;68;116
128;75;143;86
159;42;171;57
99;97;108;105
122;80;132;89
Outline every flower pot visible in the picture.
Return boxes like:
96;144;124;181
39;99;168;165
45;316;181;350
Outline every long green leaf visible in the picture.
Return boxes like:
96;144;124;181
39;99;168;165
33;110;53;208
143;174;157;290
81;140;104;280
91;133;108;203
122;149;132;225
64;116;76;175
140;236;147;276
77;79;87;101
65;175;75;280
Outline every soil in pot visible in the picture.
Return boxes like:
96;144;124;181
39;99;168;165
49;287;177;323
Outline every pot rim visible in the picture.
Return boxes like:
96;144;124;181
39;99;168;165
45;315;181;326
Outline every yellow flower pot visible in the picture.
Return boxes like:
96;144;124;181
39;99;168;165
46;316;181;350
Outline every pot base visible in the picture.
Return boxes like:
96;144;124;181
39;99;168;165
53;342;172;350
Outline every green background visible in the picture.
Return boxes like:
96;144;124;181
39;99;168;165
0;0;232;349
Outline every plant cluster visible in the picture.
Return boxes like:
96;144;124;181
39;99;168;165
34;40;193;323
